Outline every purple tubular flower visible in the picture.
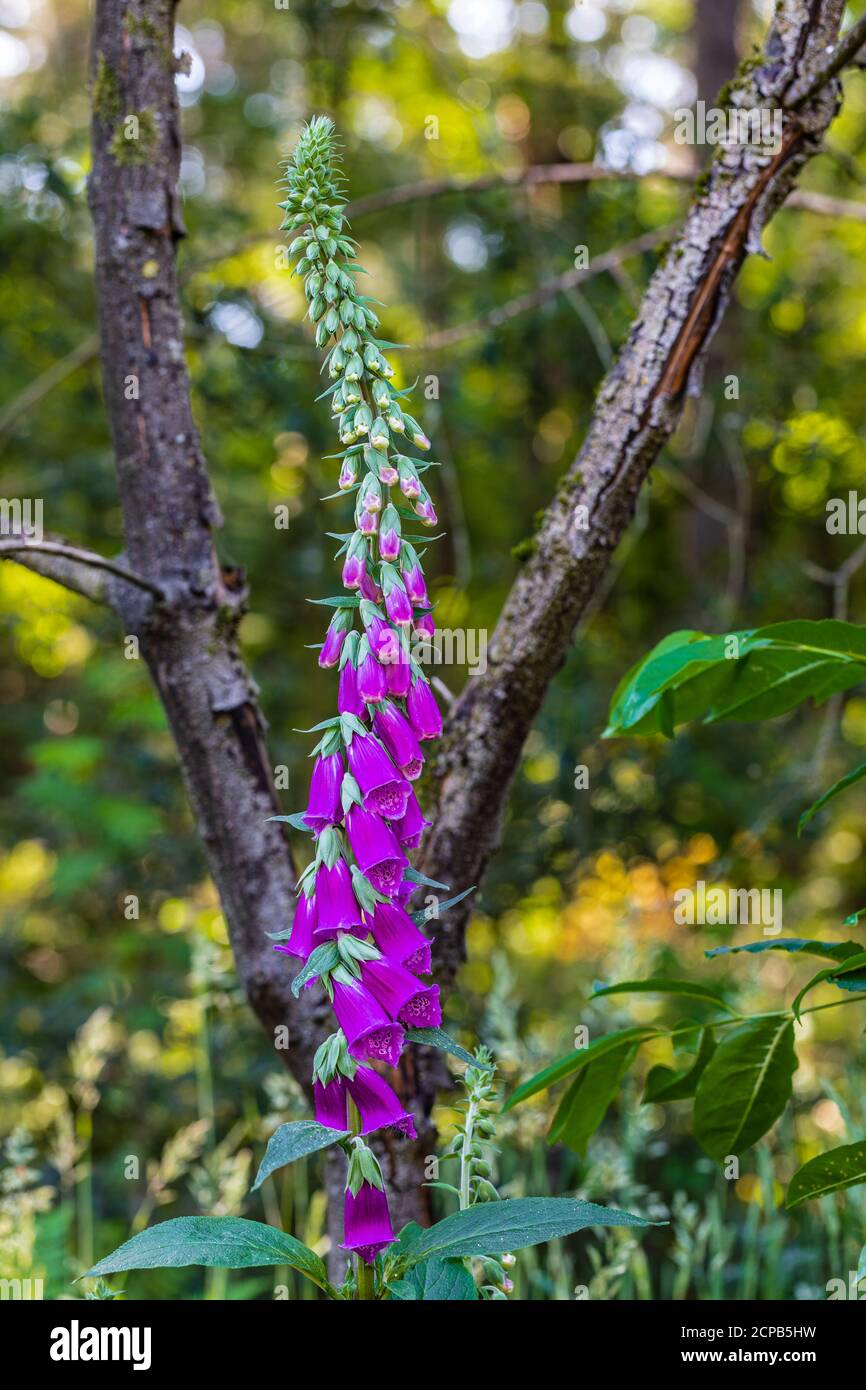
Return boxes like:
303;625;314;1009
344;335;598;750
319;610;351;668
414;489;437;526
402;556;428;607
341;532;366;589
338;658;367;719
346;731;411;819
273;888;317;961
314;1074;349;1131
413;611;435;640
342;1181;395;1264
305;751;344;834
394;877;417;906
339;455;358;489
373;702;424;780
385;649;411;697
349;1066;416;1138
407;677;442;741
363;957;442;1028
384;582;413;628
332;975;404;1066
371;899;433;976
345;802;408;895
357;647;387;701
359;569;382;604
364;613;394;660
378;505;401;562
357;507;377;536
313;858;364;937
392;788;431;850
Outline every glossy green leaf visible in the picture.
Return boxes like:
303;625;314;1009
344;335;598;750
605;620;866;739
410;884;476;926
591;978;734;1011
548;1044;638;1155
397;1196;660;1269
706;938;864;965
798;759;866;834
292;941;339;998
786;1141;866;1209
503;1027;658;1112
403;1026;476;1066
693;1017;797;1159
83;1217;333;1294
388;1257;477;1301
643;1028;716;1104
791;949;866;1020
252;1121;349;1192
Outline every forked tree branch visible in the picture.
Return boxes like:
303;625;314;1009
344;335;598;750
22;0;850;1255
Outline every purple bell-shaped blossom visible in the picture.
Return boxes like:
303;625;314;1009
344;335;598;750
346;731;411;819
342;1181;395;1265
332;974;404;1066
357;644;388;701
319;609;352;668
371;899;433;975
378;505;401;563
407;677;442;741
392;788;431;850
345;802;408;895
363;957;442;1028
313;858;364;938
372;701;424;780
338;657;367;719
314;1066;416;1139
273;887;317;960
305;751;344;834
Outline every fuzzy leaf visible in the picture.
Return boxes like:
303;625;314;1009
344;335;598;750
786;1141;866;1209
693;1017;797;1159
82;1217;331;1293
252;1121;349;1191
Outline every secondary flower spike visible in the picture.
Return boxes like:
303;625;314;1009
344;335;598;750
277;115;452;1278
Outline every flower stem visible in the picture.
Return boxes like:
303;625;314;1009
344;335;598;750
348;1097;376;1300
459;1094;478;1211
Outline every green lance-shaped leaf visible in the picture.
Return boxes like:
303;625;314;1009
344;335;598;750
403;1026;477;1066
706;938;864;965
643;1027;717;1104
591;977;735;1012
791;949;866;1021
693;1017;797;1160
798;758;866;834
503;1026;659;1112
548;1044;638;1155
786;1141;866;1209
292;940;339;998
82;1217;334;1295
252;1121;350;1192
388;1258;478;1301
396;1197;661;1271
604;619;866;739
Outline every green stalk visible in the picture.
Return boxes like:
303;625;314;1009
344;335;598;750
347;1098;375;1300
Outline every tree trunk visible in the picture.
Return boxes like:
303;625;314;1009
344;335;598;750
9;0;840;1267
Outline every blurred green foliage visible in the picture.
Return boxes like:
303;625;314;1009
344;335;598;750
3;0;866;1299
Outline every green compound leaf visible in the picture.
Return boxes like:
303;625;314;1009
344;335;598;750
605;620;866;739
591;977;734;1012
643;1028;717;1104
693;1017;797;1159
503;1027;659;1112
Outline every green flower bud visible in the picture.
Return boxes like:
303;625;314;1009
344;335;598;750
369;417;389;450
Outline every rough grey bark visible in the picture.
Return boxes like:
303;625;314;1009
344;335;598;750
417;0;847;1011
3;0;855;1265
